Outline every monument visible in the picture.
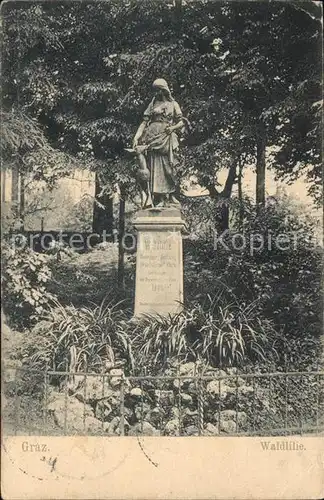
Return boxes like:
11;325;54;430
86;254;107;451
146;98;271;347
130;78;187;316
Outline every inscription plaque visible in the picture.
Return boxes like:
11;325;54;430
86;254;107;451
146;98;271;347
133;209;185;316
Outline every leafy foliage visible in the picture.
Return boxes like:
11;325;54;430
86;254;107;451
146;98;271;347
229;196;322;343
1;0;321;202
54;194;94;232
183;194;323;368
1;240;55;328
1;110;79;189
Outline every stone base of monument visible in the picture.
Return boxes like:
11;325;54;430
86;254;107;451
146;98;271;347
133;207;185;317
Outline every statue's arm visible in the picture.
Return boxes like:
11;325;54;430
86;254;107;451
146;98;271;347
167;119;184;133
133;121;147;148
166;101;183;134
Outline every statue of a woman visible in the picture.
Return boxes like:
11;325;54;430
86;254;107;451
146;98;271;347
132;78;184;208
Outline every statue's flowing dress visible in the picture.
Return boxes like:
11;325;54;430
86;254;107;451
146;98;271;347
140;98;183;195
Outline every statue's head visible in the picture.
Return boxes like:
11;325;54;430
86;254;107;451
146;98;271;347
152;78;172;100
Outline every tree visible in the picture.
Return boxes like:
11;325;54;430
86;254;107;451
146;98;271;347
2;0;321;229
0;110;80;227
218;2;322;209
92;173;114;234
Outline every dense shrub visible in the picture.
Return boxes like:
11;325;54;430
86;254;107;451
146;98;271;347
184;195;323;368
1;239;55;328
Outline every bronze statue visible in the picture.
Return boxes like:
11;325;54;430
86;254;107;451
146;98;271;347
128;79;185;209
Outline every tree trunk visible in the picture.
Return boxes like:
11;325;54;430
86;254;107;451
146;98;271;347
117;185;126;290
174;0;182;14
92;172;114;236
223;160;237;199
256;125;266;212
11;162;20;225
212;161;237;233
216;200;230;233
238;158;244;229
19;173;25;231
1;167;7;202
174;0;182;31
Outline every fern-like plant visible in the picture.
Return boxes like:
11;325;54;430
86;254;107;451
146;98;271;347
28;298;133;373
131;296;276;373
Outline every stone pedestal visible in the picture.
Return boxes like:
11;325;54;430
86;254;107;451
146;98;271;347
133;208;185;317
